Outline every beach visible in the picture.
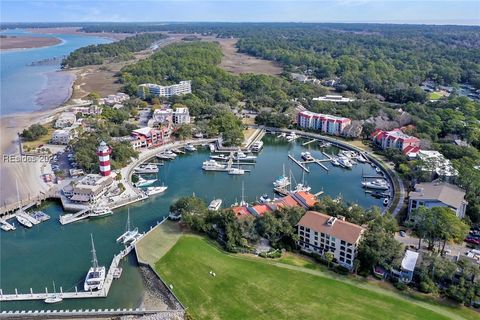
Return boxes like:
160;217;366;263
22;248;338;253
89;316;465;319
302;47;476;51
0;36;62;50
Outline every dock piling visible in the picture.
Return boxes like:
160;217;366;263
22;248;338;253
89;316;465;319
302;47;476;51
15;288;18;297
75;286;77;295
30;288;33;296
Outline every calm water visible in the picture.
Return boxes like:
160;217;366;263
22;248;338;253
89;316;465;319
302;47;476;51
0;135;385;311
0;29;111;115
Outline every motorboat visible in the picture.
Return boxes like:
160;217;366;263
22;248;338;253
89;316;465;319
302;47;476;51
319;141;332;148
134;164;159;174
135;176;157;188
0;220;16;231
202;160;226;171
301;152;314;161
286;132;297;142
228;168;245;175
208;199;222;211
331;158;341;166
184;143;197;152
361;179;390;190
338;156;353;169
16;214;33;228
376;167;382;173
251;141;264;152
210;154;230;161
259;194;272;203
156;150;177;160
146;185;168;196
233;151;257;162
84;234;106;292
90;206;113;219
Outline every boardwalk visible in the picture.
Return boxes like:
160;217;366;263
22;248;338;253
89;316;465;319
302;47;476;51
0;234;146;302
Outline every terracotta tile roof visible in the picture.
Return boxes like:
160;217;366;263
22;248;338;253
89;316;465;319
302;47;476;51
295;192;317;207
251;204;271;216
232;206;250;217
297;211;365;244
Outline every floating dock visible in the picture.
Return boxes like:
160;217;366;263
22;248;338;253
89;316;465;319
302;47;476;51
302;139;317;146
287;154;310;173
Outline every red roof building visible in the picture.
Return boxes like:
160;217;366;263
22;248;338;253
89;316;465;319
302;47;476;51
297;111;351;136
371;128;421;154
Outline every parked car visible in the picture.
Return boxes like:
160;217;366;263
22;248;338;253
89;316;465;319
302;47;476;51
399;231;406;237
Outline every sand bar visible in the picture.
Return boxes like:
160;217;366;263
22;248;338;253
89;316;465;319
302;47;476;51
0;36;61;50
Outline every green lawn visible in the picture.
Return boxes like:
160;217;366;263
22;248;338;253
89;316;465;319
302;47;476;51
428;91;443;100
155;236;476;320
136;220;183;265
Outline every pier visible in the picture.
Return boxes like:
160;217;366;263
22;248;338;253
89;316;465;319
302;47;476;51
302;139;317;146
0;233;146;302
287;154;310;173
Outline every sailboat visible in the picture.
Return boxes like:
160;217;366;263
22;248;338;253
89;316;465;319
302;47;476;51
44;281;62;304
15;180;33;228
116;210;139;244
273;164;290;188
228;158;245;175
294;171;312;193
83;234;106;292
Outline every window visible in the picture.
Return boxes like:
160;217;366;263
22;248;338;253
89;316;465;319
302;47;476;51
300;236;304;241
340;251;345;257
321;232;325;237
314;236;318;241
300;226;305;230
314;241;318;246
300;231;304;236
331;237;336;242
347;248;352;254
306;228;310;232
314;231;318;235
346;259;351;265
339;257;345;262
341;240;346;245
346;254;352;259
340;246;346;251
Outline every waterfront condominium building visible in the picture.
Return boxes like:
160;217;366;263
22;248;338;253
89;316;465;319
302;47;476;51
137;81;192;99
173;107;191;124
296;211;365;270
297;110;351;135
371;128;421;155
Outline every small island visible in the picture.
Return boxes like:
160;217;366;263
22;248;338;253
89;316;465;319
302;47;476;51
0;35;61;50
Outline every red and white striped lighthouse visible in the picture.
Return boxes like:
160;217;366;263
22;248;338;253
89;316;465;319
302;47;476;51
96;141;112;176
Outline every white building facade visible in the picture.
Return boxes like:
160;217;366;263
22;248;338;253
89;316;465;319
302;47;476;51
137;81;192;99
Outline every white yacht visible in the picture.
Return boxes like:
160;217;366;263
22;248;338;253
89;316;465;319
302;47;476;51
286;132;297;142
134;164;159;174
135;176;157;188
156;150;177;160
301;152;314;161
361;179;390;190
228;168;245;175
184;143;197;152
208;199;222;211
294;183;311;193
233;151;257;162
251;141;264;152
16;214;33;228
209;143;216;152
259;194;272;203
356;155;368;163
146;185;168;196
331;158;341;166
90;206;113;219
210;154;230;161
338;156;353;169
202;159;226;171
84;234;106;292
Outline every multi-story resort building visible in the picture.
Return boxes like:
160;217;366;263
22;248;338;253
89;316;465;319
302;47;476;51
98;92;130;106
172;107;191;124
137;81;192;99
371;128;421;155
148;107;191;127
408;181;468;219
51;129;73;145
297;110;351;135
68;174;113;204
130;126;170;150
296;211;365;270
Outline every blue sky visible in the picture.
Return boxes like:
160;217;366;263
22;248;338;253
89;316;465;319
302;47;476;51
1;0;479;25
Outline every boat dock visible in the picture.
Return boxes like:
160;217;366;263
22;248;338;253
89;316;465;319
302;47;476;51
0;234;146;302
287;154;310;173
362;175;386;179
59;208;91;225
302;159;330;171
302;139;317;146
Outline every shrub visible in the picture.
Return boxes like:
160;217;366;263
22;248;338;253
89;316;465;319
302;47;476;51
333;265;350;275
393;280;407;291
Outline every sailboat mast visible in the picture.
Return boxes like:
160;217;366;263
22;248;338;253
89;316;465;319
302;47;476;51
241;182;245;204
126;208;131;232
90;234;99;269
15;179;21;208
